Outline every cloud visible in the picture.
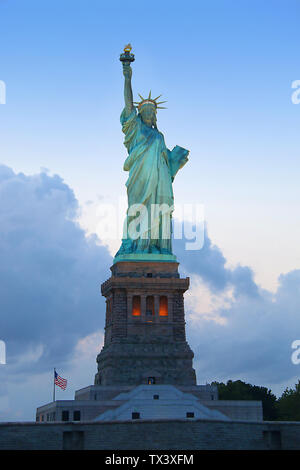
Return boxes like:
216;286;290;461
174;228;230;291
174;229;300;391
0;167;299;420
174;226;259;297
0;164;112;377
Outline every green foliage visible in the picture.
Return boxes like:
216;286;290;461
211;379;278;420
210;379;300;421
276;380;300;421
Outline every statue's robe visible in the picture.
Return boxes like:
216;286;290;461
116;107;189;255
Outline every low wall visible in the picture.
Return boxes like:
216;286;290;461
202;400;262;421
0;418;299;450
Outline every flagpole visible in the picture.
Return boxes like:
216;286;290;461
53;368;56;402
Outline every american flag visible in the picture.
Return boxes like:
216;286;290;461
54;370;67;390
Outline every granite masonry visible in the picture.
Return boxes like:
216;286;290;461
2;260;297;450
35;261;263;427
1;419;300;450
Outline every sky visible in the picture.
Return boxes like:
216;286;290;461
0;0;300;420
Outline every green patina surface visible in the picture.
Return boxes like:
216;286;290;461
115;56;189;263
113;253;177;264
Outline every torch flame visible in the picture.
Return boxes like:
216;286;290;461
124;43;132;53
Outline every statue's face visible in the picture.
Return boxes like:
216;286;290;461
140;104;157;127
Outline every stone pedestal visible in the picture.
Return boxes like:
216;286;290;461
36;262;264;425
95;261;196;386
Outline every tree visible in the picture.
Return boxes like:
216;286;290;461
211;379;278;420
276;380;300;421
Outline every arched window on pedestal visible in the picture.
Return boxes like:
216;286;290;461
159;296;168;316
147;377;155;384
132;295;141;316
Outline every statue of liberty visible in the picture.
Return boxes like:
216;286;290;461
115;45;189;262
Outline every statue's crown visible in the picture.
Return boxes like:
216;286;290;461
134;91;167;111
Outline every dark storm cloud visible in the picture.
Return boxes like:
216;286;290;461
174;228;300;387
0;168;299;391
0;165;112;373
174;225;259;297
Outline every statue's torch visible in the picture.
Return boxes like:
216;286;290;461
119;44;135;65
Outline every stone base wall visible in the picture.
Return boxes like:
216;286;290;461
75;384;218;401
95;341;196;386
0;419;299;450
201;400;263;421
96;261;196;387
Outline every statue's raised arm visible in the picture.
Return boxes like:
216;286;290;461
122;64;134;115
119;44;135;116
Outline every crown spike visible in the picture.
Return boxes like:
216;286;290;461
135;92;167;111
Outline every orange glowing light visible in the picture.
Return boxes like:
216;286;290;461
159;296;168;316
132;295;141;316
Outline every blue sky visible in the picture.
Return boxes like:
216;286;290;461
0;0;300;420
